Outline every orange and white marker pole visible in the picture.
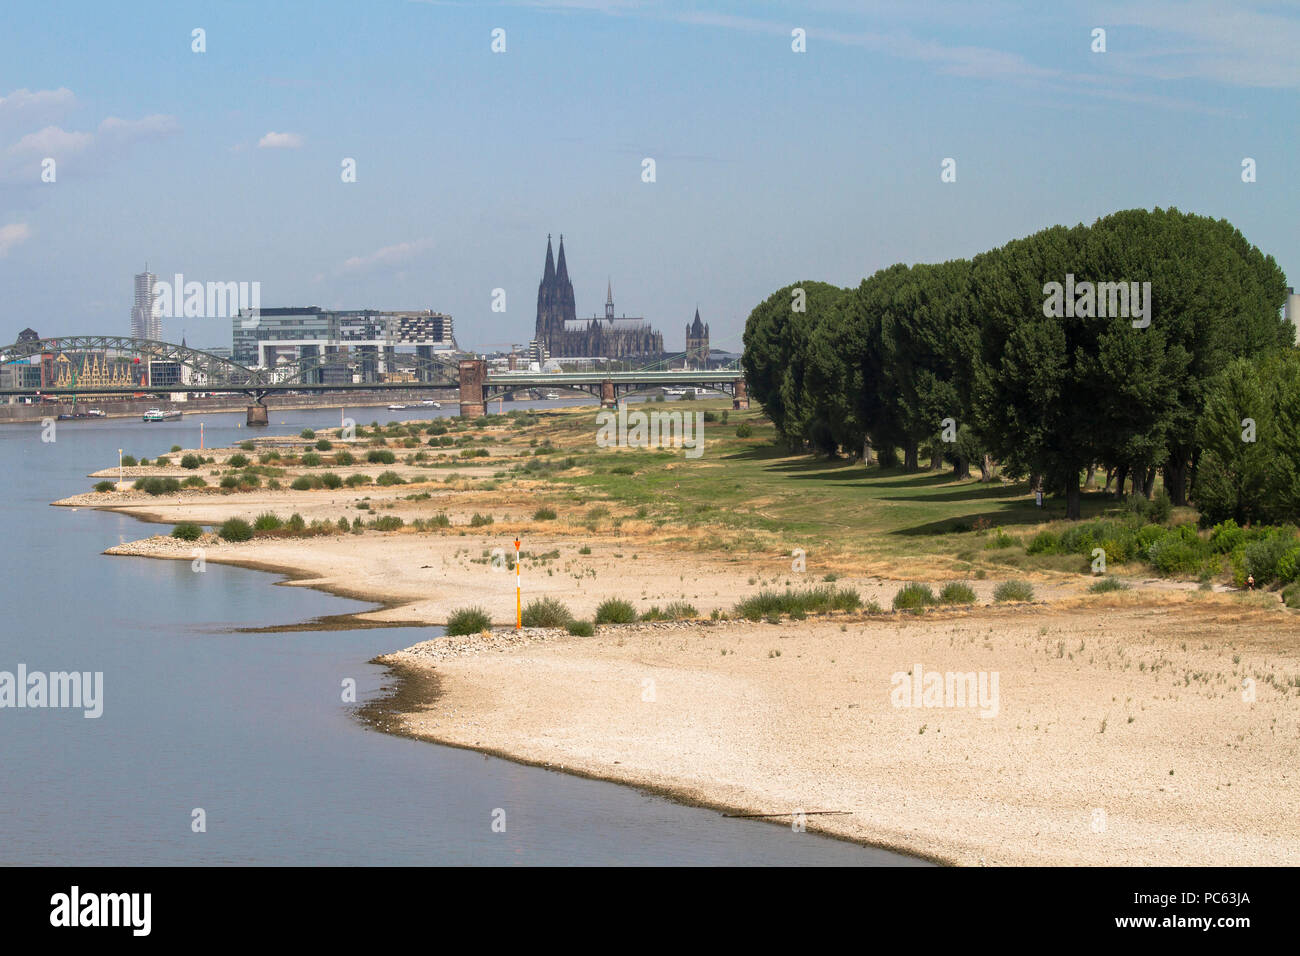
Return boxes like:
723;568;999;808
200;421;204;450
514;537;522;629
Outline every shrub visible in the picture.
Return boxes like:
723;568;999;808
300;452;322;467
1283;583;1300;609
171;522;203;541
1244;533;1295;585
367;449;396;464
735;423;753;438
315;439;332;451
1275;547;1300;586
985;528;1019;550
521;597;573;628
290;476;313;491
320;472;343;489
566;619;596;637
218;518;253;542
532;506;557;521
1209;520;1245;553
937;581;977;604
993;579;1034;602
663;601;698;620
376;471;405;486
180;454;201;469
469;512;493;526
135;476;180;496
154;456;170;466
171;445;183;453
138;458;149;466
1089;577;1130;593
595;598;638;624
182;475;207;488
287;513;306;532
446;606;491;636
219;476;239;489
1026;531;1059;555
428;512;451;528
227;453;249;468
1147;489;1173;524
252;512;283;531
337;517;350;532
578;545;592;555
120;455;138;467
371;515;403;531
736;586;862;620
300;429;315;439
893;582;937;610
239;441;255;451
259;451;282;463
345;473;370;487
334;450;355;466
93;480;114;492
1146;536;1201;575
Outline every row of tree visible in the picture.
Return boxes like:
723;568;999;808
741;208;1294;519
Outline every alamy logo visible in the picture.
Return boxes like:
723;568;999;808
50;886;150;936
0;664;103;718
152;274;260;320
890;663;999;718
595;402;705;459
1042;273;1151;328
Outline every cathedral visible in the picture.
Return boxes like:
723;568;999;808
534;235;665;361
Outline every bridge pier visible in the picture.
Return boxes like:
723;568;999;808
600;379;617;408
246;402;269;426
732;378;749;409
458;359;487;418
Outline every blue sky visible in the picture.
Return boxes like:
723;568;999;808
2;0;1297;354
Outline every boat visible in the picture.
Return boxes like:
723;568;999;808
420;400;441;408
542;390;560;401
663;387;687;397
387;403;407;410
142;408;182;422
86;409;106;417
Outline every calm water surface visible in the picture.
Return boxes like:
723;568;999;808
0;401;927;865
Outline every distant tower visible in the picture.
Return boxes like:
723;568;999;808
132;268;159;340
685;307;710;369
605;279;615;319
535;234;577;355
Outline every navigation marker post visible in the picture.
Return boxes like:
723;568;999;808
515;537;521;630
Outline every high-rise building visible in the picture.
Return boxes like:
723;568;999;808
132;269;160;340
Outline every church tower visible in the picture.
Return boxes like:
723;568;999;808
535;235;557;346
605;279;615;319
685;308;710;369
536;234;578;355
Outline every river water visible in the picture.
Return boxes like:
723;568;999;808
0;401;925;865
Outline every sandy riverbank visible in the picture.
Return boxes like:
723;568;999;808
380;599;1300;866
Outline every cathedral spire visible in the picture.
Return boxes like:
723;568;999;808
556;234;569;284
605;278;614;319
543;234;555;285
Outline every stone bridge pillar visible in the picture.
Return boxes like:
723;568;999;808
732;378;749;410
600;378;617;408
459;359;487;418
246;402;269;426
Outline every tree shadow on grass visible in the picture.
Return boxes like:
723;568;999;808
891;491;1124;536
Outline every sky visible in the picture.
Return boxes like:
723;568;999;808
1;0;1297;355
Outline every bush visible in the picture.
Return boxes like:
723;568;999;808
376;471;405;486
93;480;114;492
219;518;253;542
937;581;977;604
259;451;282;463
180;454;201;469
286;513;306;532
893;582;937;610
120;455;138;467
315;439;332;451
566;619;596;637
239;441;255;451
171;522;203;541
371;515;403;531
469;512;493;526
663;601;698;620
290;476;313;491
171;445;183;453
993;579;1034;602
227;453;249;468
1026;531;1060;555
735;423;753;438
1275;547;1300;586
1283;583;1300;609
320;472;343;489
428;512;451;528
521;597;573;628
300;429;315;439
595;598;638;624
1147;489;1173;524
219;476;239;489
135;476;180;496
334;450;355;466
345;473;370;487
1244;533;1295;585
154;456;171;466
532;506;557;521
182;475;207;488
1089;577;1130;593
985;528;1019;550
252;512;283;531
446;606;491;636
367;449;396;464
300;452;322;467
1147;536;1201;575
736;586;862;620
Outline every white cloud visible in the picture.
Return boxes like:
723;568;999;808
0;108;179;185
340;238;435;274
0;88;75;127
0;223;31;257
258;131;304;149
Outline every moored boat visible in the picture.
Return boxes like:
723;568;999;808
142;408;182;422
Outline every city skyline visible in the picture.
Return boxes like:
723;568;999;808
2;0;1298;354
